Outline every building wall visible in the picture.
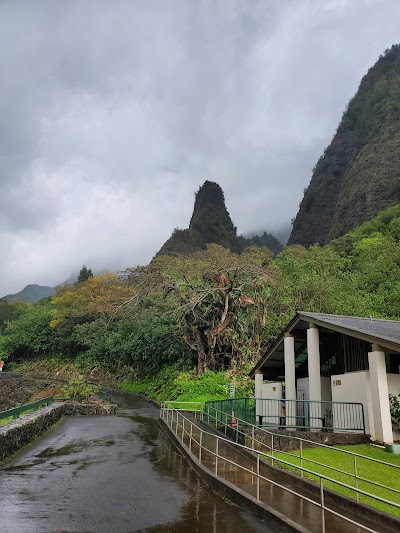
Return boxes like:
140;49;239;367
325;371;400;438
297;377;332;402
331;371;374;436
256;382;282;424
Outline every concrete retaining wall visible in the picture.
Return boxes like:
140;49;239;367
0;401;117;461
159;417;310;533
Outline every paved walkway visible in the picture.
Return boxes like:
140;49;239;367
167;412;398;533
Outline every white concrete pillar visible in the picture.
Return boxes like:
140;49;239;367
307;323;322;428
284;333;296;428
255;370;263;424
368;344;393;444
255;370;263;398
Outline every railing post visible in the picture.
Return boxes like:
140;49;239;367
215;438;219;476
271;434;274;466
199;431;203;463
252;425;255;450
175;411;179;435
354;455;359;502
361;403;366;434
182;418;185;442
300;439;303;478
225;412;228;436
189;423;193;452
236;420;239;443
256;454;260;501
320;478;325;533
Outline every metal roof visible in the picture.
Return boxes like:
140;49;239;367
250;312;400;378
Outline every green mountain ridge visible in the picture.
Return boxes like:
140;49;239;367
158;180;282;255
289;44;400;247
3;284;55;304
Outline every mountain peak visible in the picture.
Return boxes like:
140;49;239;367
289;44;400;246
157;181;282;256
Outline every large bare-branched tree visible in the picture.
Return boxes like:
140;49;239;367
123;244;272;374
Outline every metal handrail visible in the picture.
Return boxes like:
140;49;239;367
162;401;204;411
203;403;400;506
205;403;400;470
161;406;385;533
0;396;54;424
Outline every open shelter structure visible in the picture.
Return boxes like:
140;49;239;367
250;312;400;444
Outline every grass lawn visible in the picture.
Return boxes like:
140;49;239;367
264;444;400;517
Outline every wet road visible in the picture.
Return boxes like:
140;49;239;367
0;393;275;533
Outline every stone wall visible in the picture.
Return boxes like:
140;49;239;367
0;401;117;461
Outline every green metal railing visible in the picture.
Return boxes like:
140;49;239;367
0;396;54;425
205;398;255;426
163;401;204;412
204;397;365;433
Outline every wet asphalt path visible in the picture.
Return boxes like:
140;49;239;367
0;392;276;533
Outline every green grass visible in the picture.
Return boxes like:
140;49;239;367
264;444;400;517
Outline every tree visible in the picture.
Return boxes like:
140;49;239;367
77;265;94;283
0;299;25;333
52;273;133;330
124;244;270;375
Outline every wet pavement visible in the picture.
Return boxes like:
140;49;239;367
0;392;276;533
168;412;394;533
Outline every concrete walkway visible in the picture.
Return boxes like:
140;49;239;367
165;412;399;533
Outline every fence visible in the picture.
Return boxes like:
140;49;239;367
203;402;400;514
205;397;365;432
0;396;54;425
161;402;400;533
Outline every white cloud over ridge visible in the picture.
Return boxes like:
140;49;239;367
1;0;400;294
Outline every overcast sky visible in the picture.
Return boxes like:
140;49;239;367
1;0;400;295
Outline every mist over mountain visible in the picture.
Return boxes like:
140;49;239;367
158;181;282;256
289;44;400;246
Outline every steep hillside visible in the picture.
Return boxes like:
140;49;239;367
158;181;282;255
3;284;54;304
289;44;400;246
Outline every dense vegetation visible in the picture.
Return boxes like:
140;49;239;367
1;202;400;403
290;44;400;246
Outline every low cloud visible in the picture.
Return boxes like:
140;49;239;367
1;0;400;294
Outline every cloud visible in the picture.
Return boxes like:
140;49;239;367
1;0;400;294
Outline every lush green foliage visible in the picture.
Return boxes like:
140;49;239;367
0;299;25;333
120;367;253;404
389;392;400;426
2;203;400;394
62;377;100;400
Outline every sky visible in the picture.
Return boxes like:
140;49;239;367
2;0;400;295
